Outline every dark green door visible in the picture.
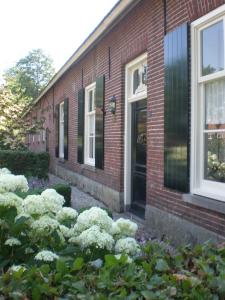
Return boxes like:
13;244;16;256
131;99;147;217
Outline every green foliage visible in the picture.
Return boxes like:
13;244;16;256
52;184;72;207
0;86;43;150
4;49;55;102
0;241;225;299
0;150;49;179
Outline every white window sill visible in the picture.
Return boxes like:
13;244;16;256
183;193;225;215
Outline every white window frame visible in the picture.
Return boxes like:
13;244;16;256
42;129;46;142
191;4;225;202
84;82;96;166
32;135;35;143
59;102;64;159
124;53;147;207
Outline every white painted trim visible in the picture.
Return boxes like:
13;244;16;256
191;5;225;202
124;53;147;208
59;102;64;159
84;82;96;166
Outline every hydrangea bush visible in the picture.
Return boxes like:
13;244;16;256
0;168;140;271
1;168;225;299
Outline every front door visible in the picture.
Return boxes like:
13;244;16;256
131;99;147;217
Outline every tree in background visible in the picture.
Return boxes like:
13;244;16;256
0;49;54;150
4;48;55;103
0;86;43;150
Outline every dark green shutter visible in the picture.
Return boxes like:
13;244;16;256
77;88;85;164
164;23;189;193
64;98;69;160
55;104;59;157
95;76;105;169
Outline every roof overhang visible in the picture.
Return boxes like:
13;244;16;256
26;0;140;115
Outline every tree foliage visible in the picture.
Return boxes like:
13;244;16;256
4;48;55;103
0;86;43;150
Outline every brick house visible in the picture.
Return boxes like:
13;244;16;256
26;0;225;245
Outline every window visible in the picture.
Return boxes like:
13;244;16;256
191;5;225;201
85;82;96;166
32;135;35;143
42;129;46;142
59;102;64;158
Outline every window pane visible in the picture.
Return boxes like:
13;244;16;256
133;69;140;94
201;21;224;76
89;114;95;134
205;132;225;182
89;90;93;112
89;137;94;159
205;79;225;129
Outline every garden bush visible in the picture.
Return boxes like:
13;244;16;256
0;150;49;179
0;168;225;299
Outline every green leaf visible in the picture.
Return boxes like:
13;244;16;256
56;259;68;275
73;257;84;271
104;255;118;267
155;259;169;272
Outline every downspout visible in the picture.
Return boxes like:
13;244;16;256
163;0;167;35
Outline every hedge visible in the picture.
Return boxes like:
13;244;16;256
0;150;49;179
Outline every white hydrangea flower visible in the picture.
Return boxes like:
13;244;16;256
59;225;74;238
0;168;11;175
0;174;28;193
112;218;138;237
115;237;140;256
70;225;114;251
10;265;26;273
35;250;59;262
23;195;46;216
75;207;113;234
5;237;21;246
56;207;78;222
0;192;23;209
25;247;34;254
31;215;60;235
41;189;65;213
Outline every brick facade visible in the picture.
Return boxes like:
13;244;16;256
27;0;225;242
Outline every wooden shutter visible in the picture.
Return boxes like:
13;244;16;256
55;104;60;157
95;76;105;169
64;98;69;160
164;23;189;193
77;88;85;164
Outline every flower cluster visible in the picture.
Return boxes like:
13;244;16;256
41;189;65;213
5;237;22;246
0;168;11;175
31;215;60;236
56;207;78;222
0;192;23;209
112;218;138;237
70;225;114;251
35;250;59;262
115;237;141;256
74;207;113;234
207;152;225;182
0;174;29;193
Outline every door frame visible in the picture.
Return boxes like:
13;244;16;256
124;53;147;209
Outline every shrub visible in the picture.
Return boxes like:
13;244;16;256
0;150;49;179
52;184;71;207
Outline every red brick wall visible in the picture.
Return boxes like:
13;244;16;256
27;0;225;237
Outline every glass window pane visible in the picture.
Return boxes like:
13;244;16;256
89;114;95;134
133;69;140;94
89;90;93;112
201;21;224;76
205;79;225;130
89;137;94;159
205;132;225;183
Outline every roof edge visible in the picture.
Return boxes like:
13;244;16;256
26;0;138;114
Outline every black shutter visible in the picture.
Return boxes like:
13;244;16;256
164;23;189;193
77;88;85;164
64;98;69;160
55;104;59;157
95;76;105;169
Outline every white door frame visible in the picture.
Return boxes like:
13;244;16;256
124;53;147;208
